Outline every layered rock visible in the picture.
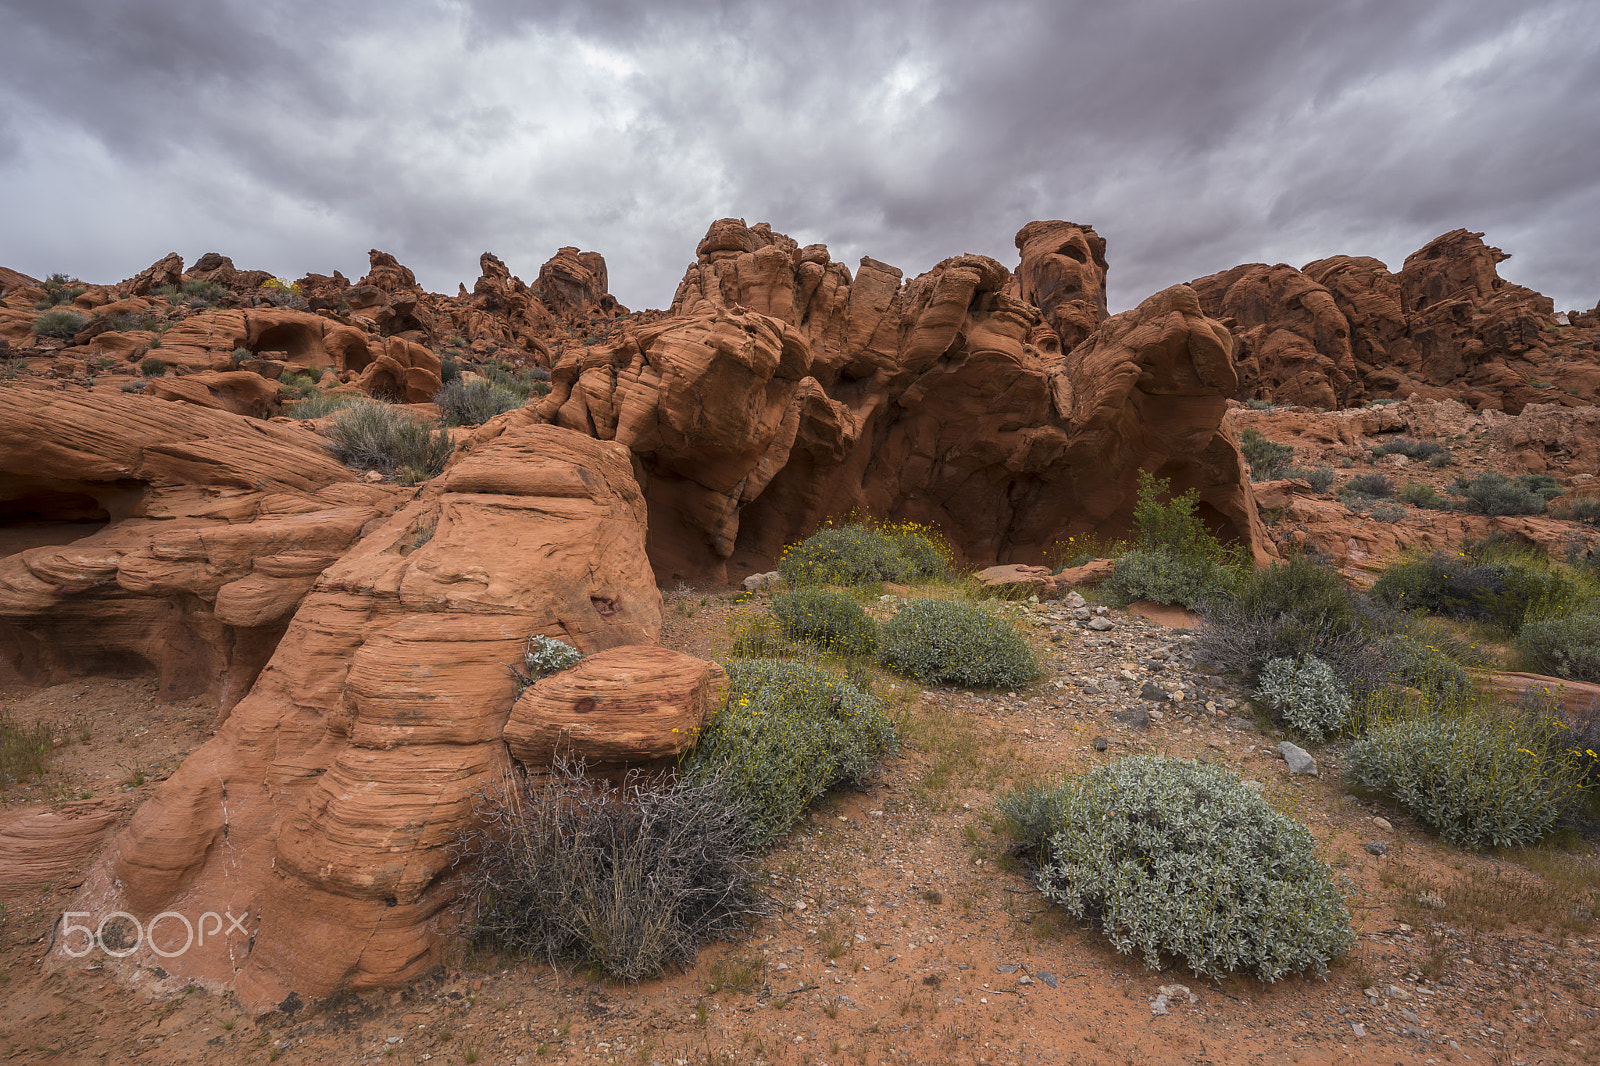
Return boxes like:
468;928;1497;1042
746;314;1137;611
1195;230;1600;412
0;391;391;707
1006;220;1110;352
56;424;662;1012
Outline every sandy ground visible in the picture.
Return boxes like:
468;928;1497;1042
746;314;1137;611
2;590;1598;1066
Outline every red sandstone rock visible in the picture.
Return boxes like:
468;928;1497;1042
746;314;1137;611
54;424;663;1012
503;645;727;768
0;799;126;898
1006;220;1109;352
144;369;285;417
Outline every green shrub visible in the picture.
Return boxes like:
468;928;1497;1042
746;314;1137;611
326;400;454;481
1398;481;1452;510
1252;656;1350;740
1046;532;1133;571
682;659;897;848
0;710;53;786
1102;549;1239;609
1346;690;1589;849
434;376;525;426
1551;496;1600;525
459;760;764;980
1131;470;1230;561
180;278;229;307
1371;547;1583;632
1517;473;1565;501
1239;428;1294;481
1518;613;1600;682
778;523;947;587
440;355;462;383
286;390;362;419
230;346;252;366
1281;465;1335;493
1370;501;1406;523
770;589;878;656
34;272;86;309
1452;471;1549;516
481;359;552;399
879;599;1038;689
510;634;584;687
139;357;167;377
999;757;1354;982
1340;473;1393;498
1370;437;1449;462
32;309;88;339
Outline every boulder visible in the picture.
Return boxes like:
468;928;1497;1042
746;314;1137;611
503;645;727;768
0;799;126;898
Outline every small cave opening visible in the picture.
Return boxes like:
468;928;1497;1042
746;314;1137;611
255;323;323;369
381;314;424;337
0;479;142;557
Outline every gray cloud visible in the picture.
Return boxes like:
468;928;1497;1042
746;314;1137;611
1;0;1596;312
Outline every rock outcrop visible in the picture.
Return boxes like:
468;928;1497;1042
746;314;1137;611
1194;229;1600;412
56;424;662;1012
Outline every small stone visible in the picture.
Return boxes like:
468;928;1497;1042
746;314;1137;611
1063;592;1086;609
996;964;1018;974
1036;971;1058;988
1070;607;1092;621
1401;1007;1422;1024
1018;976;1032;985
1351;1023;1366;1038
1387;984;1413;1001
1150;994;1169;1016
793;901;807;913
1364;840;1389;857
1092;736;1108;752
1094;605;1109;616
1140;682;1166;701
1372;816;1393;832
1416;890;1446;909
1278;741;1318;776
1087;616;1115;631
1401;1023;1428;1040
1158;984;1196;1004
1145;708;1165;722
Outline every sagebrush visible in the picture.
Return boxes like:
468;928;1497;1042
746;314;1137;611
879;598;1037;689
770;588;878;656
999;757;1354;982
326;401;454;481
778;522;947;587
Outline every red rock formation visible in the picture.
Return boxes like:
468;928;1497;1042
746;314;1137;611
1190;263;1359;408
0;799;125;898
538;246;618;316
55;424;662;1012
1006;220;1109;352
1196;230;1600;413
503;645;726;769
0;391;388;707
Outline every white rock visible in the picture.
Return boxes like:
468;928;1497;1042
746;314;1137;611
1278;741;1318;776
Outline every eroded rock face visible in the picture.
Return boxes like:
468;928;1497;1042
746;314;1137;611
0;391;389;708
1196;230;1600;412
56;424;662;1012
587;218;1264;581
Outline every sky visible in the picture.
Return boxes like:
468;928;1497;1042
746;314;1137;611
2;0;1597;314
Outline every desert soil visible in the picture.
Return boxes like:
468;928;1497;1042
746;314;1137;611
2;590;1598;1066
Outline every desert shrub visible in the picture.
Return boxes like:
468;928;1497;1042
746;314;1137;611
230;346;252;366
515;634;584;683
681;659;897;847
1398;481;1452;510
1347;689;1590;849
1102;549;1239;610
1517;473;1565;501
1239;428;1294;481
0;709;53;786
139;357;167;377
1452;471;1549;517
1370;501;1407;523
1371;547;1583;632
1518;614;1600;682
440;355;462;383
1369;634;1476;698
1131;470;1231;561
1245;398;1280;410
180;278;229;307
999;757;1354;982
259;277;308;310
770;589;878;656
34;272;86;308
434;376;525;426
1371;437;1449;462
778;522;947;587
1340;473;1393;498
878;598;1038;689
728;613;789;658
32;309;88;339
1550;496;1600;525
286;390;363;419
119;381;144;393
481;359;552;399
1046;532;1132;571
1278;464;1335;493
326;400;454;481
458;760;764;980
1252;656;1350;740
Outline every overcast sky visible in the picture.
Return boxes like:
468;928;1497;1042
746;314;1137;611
2;0;1597;313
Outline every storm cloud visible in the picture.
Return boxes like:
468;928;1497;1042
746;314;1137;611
2;0;1597;312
